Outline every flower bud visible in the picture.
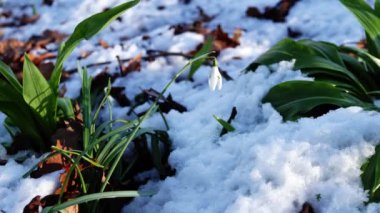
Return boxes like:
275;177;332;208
209;63;222;91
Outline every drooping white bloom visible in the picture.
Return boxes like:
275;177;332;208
209;65;222;91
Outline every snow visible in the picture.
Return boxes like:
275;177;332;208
0;157;60;213
287;0;363;44
0;113;60;212
1;0;379;212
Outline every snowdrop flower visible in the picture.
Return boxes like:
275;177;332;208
209;60;222;91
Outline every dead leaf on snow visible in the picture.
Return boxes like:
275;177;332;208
299;202;315;213
210;25;240;53
246;0;299;22
23;195;41;213
99;39;110;49
120;54;142;76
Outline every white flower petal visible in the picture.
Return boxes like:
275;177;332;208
208;66;219;91
217;73;222;90
209;77;216;91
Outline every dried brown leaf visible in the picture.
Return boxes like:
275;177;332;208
121;54;142;76
246;0;299;22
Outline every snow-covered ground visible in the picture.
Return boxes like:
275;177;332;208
1;0;380;212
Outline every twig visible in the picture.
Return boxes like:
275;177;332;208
65;50;192;73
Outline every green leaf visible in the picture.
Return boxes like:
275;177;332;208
151;134;164;176
245;38;344;72
339;52;379;91
340;0;380;57
245;38;311;72
220;106;237;136
340;46;380;75
57;97;74;119
262;80;369;120
375;0;380;16
299;40;345;66
96;134;120;164
22;54;55;130
50;0;140;94
0;81;46;150
79;66;92;151
0;60;22;94
42;191;147;213
187;36;214;79
294;55;368;94
361;145;380;202
213;115;236;133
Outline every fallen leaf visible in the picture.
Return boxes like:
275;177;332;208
23;195;41;213
19;14;40;26
43;0;54;6
0;30;65;80
287;27;302;38
121;54;142;76
246;0;299;22
171;21;208;35
0;159;7;166
30;153;64;178
38;62;55;80
137;89;187;114
110;87;131;107
78;50;93;60
51;119;83;151
357;39;367;49
299;202;315;213
0;10;12;18
99;39;110;49
210;25;240;53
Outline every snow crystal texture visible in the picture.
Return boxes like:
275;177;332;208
0;0;378;212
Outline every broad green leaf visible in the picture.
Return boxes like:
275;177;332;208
213;115;236;133
0;60;22;94
263;80;369;120
340;46;380;74
361;145;380;202
340;0;380;57
50;0;140;94
245;38;313;72
187;36;214;79
0;81;46;150
366;32;380;59
340;46;380;92
306;73;370;102
294;55;368;94
376;0;380;16
23;55;55;130
299;40;345;66
339;52;379;92
245;39;345;72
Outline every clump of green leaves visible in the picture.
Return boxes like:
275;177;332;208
33;52;214;212
246;0;380;203
0;0;140;152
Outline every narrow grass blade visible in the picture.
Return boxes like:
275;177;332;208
43;191;146;213
80;66;92;151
